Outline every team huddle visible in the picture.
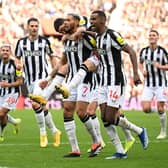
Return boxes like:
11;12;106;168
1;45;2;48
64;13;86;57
0;10;167;159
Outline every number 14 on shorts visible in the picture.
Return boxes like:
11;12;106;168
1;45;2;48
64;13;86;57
108;86;120;102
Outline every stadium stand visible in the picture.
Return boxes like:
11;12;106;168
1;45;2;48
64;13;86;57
1;0;168;109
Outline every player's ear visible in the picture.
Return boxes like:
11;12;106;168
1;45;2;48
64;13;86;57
100;18;105;25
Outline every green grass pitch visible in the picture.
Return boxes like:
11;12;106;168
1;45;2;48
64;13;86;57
0;109;167;168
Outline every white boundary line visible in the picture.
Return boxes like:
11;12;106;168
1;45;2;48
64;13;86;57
0;139;168;146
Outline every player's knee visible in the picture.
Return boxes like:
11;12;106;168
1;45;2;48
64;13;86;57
64;117;74;122
100;115;105;123
0;112;5;118
87;109;95;115
158;108;165;114
64;112;74;119
143;107;151;113
76;111;90;123
31;101;41;109
102;118;111;127
0;109;8;118
77;111;86;121
106;117;116;125
101;116;115;126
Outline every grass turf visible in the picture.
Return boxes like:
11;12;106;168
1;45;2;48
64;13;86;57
0;109;167;168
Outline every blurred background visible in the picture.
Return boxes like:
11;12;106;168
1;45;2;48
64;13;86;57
1;0;168;109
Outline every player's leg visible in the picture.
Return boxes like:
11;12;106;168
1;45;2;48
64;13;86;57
0;93;19;141
55;58;99;98
44;65;67;100
100;104;127;159
63;99;81;157
87;91;105;152
141;86;154;113
55;63;89;98
141;87;166;139
76;83;101;157
29;65;67;103
105;85;148;150
68;57;98;89
32;101;48;147
157;103;167;139
0;108;9;142
88;107;105;147
119;110;135;152
7;114;21;134
98;86;127;159
77;101;101;157
43;108;61;147
30;82;48;147
105;108;149;150
156;87;167;139
117;116;148;149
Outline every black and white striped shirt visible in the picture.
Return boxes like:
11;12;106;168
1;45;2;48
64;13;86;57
63;34;96;86
96;29;125;86
140;46;168;87
90;73;100;91
0;59;19;96
15;35;53;85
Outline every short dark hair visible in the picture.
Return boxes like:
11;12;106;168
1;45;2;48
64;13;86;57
67;13;80;21
150;29;159;36
27;17;39;25
54;18;64;32
91;10;106;21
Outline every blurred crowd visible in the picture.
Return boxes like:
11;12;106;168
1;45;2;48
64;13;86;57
0;0;168;109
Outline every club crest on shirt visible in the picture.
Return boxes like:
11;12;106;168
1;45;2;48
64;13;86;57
97;48;106;55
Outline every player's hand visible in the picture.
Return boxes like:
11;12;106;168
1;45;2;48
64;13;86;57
74;27;86;40
153;62;161;68
134;79;142;86
62;34;70;43
16;64;22;70
39;80;48;89
143;70;148;77
133;73;142;86
0;81;9;88
73;31;84;41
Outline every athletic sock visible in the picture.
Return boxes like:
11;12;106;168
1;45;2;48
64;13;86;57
0;123;7;136
159;112;167;134
90;115;103;143
68;64;88;90
34;106;46;135
121;127;134;141
105;124;125;153
82;115;99;144
7;114;17;125
43;73;65;100
44;110;59;134
64;119;80;152
120;115;134;141
118;116;142;135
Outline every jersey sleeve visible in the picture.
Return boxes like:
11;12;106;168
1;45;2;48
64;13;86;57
83;34;97;50
79;16;89;28
45;38;53;56
162;48;168;64
15;39;23;59
108;30;127;49
139;48;146;63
